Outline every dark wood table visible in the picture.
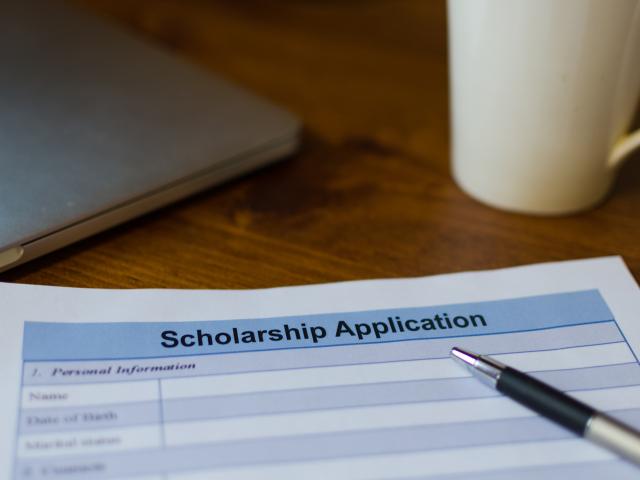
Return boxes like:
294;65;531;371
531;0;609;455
4;0;639;288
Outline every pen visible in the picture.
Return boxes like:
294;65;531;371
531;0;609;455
450;346;640;466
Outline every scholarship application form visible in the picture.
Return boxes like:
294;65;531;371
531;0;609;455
3;257;640;480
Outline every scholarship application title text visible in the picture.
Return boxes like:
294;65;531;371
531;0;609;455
160;312;488;349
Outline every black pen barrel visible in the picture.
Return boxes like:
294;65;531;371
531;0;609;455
496;367;595;435
453;347;640;467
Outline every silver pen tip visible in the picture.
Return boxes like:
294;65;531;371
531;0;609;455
450;346;505;387
450;347;480;367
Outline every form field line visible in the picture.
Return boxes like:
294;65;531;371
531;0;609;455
161;343;633;400
166;438;613;480
164;385;640;446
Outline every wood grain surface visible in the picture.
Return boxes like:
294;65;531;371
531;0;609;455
3;0;639;288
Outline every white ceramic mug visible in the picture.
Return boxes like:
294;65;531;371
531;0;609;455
448;0;640;215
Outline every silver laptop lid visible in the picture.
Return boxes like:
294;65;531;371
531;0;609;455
0;0;299;253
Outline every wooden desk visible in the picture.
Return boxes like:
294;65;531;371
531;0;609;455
4;0;639;288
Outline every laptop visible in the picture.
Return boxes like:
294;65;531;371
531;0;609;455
0;1;300;272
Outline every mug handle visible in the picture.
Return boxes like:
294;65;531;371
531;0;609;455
609;129;640;169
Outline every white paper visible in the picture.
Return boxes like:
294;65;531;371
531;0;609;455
2;256;640;479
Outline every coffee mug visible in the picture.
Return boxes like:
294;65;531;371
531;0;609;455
448;0;640;215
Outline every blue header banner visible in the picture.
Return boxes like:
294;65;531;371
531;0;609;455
22;290;611;361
